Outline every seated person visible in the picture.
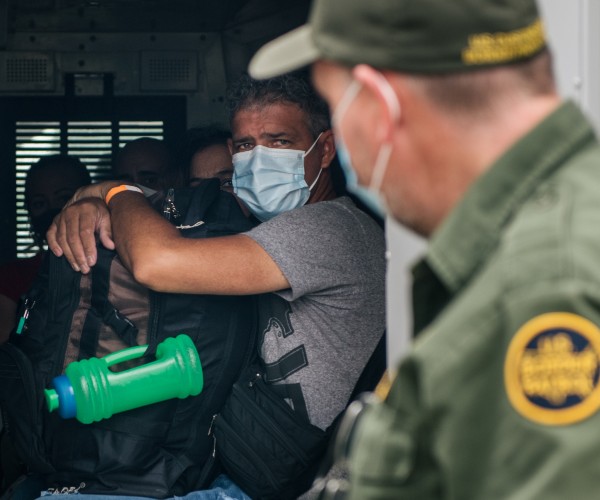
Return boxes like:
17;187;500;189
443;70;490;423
178;126;234;189
41;74;386;499
111;137;177;191
0;155;91;344
0;155;91;493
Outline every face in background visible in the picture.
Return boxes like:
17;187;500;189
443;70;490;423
189;143;234;191
113;138;172;190
230;101;335;204
27;166;85;217
27;161;91;243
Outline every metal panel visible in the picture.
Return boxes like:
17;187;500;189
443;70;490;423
0;52;55;91
385;217;426;371
539;0;600;131
140;50;198;91
2;32;215;100
0;0;7;49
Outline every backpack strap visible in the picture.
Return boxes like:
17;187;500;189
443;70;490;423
79;248;139;360
347;331;387;401
179;179;221;227
310;331;387;495
182;180;256;236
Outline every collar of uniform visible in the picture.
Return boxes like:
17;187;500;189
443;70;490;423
423;100;597;293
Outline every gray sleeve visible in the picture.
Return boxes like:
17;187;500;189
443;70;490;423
245;198;386;302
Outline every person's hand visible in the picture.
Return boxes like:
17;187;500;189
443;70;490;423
47;197;115;274
65;181;119;208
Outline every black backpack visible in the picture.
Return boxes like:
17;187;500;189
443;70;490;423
0;179;258;498
204;319;387;499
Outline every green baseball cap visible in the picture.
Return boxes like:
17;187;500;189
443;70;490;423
249;0;547;79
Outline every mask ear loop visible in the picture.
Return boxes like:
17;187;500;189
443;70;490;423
332;80;362;129
308;168;323;191
303;131;324;157
368;73;401;195
304;131;324;191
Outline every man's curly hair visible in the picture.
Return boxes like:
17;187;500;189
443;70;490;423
227;74;330;139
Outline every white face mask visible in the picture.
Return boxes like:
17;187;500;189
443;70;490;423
232;133;322;221
332;74;400;218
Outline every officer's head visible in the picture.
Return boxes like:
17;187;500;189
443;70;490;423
248;0;559;235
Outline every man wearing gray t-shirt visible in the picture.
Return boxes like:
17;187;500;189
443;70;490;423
47;74;386;496
228;75;386;430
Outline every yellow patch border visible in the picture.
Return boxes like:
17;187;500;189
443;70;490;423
504;312;600;426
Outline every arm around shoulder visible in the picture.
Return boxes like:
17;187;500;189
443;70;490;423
127;233;290;295
109;194;290;295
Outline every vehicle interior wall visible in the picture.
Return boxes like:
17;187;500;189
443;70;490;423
0;0;312;264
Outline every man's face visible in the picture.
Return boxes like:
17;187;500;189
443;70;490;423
229;102;323;189
28;164;90;242
189;143;233;191
28;166;86;217
114;153;167;190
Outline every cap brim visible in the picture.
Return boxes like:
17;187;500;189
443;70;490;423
248;24;321;80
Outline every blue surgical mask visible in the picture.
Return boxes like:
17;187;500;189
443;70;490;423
232;134;322;221
333;78;398;219
335;138;386;219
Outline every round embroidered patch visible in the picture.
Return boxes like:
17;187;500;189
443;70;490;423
504;312;600;425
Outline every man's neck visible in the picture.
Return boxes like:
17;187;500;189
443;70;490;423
422;93;562;235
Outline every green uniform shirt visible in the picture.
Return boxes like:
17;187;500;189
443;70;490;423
349;101;600;499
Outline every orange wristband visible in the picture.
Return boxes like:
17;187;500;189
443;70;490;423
104;184;144;205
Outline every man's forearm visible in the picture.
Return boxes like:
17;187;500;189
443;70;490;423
108;190;181;278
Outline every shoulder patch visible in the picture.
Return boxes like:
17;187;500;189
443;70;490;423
504;312;600;425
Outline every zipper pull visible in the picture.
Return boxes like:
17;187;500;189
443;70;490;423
208;414;217;435
162;188;180;221
248;371;262;388
16;298;36;335
208;414;218;458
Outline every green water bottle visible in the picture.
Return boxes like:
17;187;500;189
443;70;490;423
44;334;203;424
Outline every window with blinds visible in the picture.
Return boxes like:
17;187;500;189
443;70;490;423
15;120;164;258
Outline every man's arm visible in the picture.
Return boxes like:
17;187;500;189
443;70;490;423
48;193;115;271
48;183;290;295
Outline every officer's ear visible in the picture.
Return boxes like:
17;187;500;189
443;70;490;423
319;129;336;169
353;64;401;144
